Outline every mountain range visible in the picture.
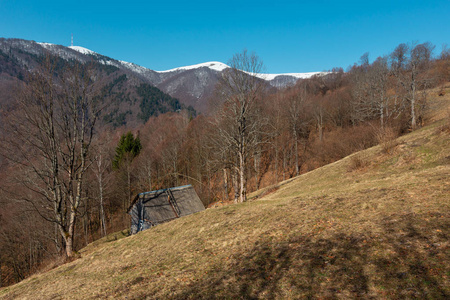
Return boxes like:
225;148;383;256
0;38;327;126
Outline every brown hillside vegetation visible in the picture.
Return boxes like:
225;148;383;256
1;46;448;282
0;89;449;299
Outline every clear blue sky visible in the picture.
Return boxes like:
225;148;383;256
1;0;449;73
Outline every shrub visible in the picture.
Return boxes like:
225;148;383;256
376;126;399;154
347;153;370;172
305;124;377;171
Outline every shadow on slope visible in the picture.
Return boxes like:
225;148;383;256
165;211;449;299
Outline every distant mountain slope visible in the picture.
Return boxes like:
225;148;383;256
0;38;194;127
1;104;448;299
0;38;328;116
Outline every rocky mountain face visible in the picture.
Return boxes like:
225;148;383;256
0;38;326;126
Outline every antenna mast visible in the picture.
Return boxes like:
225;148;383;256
71;33;73;47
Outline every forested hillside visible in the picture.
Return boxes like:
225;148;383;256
0;38;319;119
0;38;195;128
0;41;449;288
0;83;448;299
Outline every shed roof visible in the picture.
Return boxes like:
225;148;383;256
127;184;205;226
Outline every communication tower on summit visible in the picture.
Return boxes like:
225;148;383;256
71;33;73;47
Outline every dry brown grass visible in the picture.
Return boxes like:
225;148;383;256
426;83;450;122
1;115;448;299
1;86;449;299
376;126;399;154
347;153;370;172
437;109;450;134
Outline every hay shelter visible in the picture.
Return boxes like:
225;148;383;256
128;184;205;234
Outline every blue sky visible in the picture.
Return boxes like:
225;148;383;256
1;0;449;73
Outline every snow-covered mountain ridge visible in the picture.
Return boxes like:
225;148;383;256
68;45;96;55
159;61;328;81
63;44;326;83
1;39;331;114
158;61;229;73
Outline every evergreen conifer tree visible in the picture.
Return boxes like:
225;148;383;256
112;132;142;169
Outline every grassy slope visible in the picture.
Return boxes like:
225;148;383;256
1;90;449;299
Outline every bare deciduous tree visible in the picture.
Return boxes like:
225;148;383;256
213;50;267;203
3;56;103;258
369;56;391;127
92;135;114;237
391;42;435;129
283;85;310;176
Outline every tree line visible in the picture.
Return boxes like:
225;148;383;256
0;42;448;286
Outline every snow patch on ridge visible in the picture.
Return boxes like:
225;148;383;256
119;60;148;75
158;61;229;73
38;42;96;56
158;61;327;81
37;42;54;48
37;42;327;84
255;72;328;81
68;46;96;55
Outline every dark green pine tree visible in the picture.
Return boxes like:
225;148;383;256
112;132;142;169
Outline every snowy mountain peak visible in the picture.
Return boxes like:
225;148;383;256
37;41;325;84
254;71;329;81
156;60;327;82
68;46;96;55
1;38;331;116
158;61;229;73
38;42;97;56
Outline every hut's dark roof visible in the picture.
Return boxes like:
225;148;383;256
128;185;204;226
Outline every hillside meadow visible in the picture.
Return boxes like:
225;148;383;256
0;95;449;299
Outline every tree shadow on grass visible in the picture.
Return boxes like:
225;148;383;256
145;212;449;299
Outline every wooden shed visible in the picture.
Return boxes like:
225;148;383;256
127;184;205;234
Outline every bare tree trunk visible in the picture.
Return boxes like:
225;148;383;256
64;227;74;258
411;68;417;130
83;213;89;246
317;112;323;142
274;145;279;184
254;150;261;190
127;164;131;211
385;97;389;125
95;152;108;237
294;133;299;177
206;161;212;205
232;167;239;203
98;163;107;237
380;103;384;128
28;236;32;272
147;162;152;191
239;152;246;203
54;223;61;254
223;168;228;201
99;181;107;237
